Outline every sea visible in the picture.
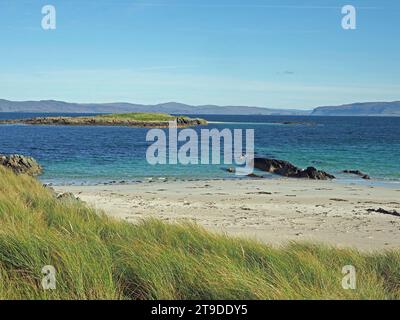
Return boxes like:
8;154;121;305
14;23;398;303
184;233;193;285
0;113;399;187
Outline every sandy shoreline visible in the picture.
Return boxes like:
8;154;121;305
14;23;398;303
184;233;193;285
55;178;400;251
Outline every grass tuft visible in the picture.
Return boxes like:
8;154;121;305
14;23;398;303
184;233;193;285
0;166;399;299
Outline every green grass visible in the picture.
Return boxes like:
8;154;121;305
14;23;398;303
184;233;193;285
0;166;399;299
97;113;183;122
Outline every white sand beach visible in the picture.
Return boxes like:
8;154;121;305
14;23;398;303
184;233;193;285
55;178;400;251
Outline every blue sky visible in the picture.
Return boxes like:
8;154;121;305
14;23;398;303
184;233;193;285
0;0;399;109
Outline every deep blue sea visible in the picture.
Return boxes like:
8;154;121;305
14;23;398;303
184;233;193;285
0;113;399;187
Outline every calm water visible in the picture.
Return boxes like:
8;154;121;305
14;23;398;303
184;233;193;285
0;113;399;186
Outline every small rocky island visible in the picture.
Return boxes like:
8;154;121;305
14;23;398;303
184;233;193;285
0;113;208;128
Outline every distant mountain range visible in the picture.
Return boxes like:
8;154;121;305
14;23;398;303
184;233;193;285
311;101;400;116
0;99;308;115
0;99;399;116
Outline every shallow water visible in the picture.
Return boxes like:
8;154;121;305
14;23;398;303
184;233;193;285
0;113;399;186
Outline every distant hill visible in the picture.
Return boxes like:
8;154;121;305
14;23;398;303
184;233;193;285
0;99;309;115
1;99;400;116
312;101;400;116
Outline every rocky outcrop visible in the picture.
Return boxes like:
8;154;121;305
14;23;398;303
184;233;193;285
343;170;371;180
0;154;42;176
176;117;207;126
295;166;335;180
253;158;335;180
56;192;81;203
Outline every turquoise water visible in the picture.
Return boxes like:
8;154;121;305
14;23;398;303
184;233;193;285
0;113;399;186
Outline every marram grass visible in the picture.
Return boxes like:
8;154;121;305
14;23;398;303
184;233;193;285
0;166;399;300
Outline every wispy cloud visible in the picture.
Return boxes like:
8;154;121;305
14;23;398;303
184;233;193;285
276;70;295;75
136;65;198;71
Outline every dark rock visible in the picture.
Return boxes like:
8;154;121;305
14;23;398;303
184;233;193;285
247;173;264;179
0;154;42;176
301;166;335;180
253;158;335;180
226;167;236;173
366;208;400;217
253;158;298;175
343;170;371;180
